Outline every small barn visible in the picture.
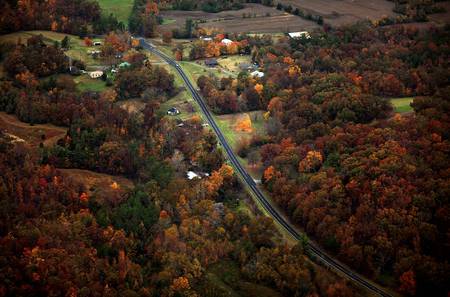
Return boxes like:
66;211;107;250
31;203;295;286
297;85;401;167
205;59;219;67
250;70;265;78
119;62;131;68
288;31;311;39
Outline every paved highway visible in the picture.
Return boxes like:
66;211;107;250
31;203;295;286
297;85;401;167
140;39;394;297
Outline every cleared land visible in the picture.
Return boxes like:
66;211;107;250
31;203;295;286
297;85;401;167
215;111;266;179
278;0;397;26
217;55;252;74
160;3;319;33
97;0;134;24
59;168;134;204
390;97;414;113
0;112;66;148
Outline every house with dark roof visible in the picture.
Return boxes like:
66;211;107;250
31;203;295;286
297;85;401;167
205;59;219;67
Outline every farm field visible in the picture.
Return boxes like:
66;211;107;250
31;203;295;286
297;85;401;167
97;0;134;24
159;3;319;33
390;97;414;113
0;112;66;149
278;0;398;26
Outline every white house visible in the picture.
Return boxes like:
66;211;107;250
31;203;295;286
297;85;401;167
89;71;103;79
221;38;233;45
250;70;265;78
186;171;201;180
288;31;311;39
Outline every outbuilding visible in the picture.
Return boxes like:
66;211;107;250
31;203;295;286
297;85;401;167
89;71;103;79
250;70;265;78
205;59;219;67
288;31;311;39
167;107;180;116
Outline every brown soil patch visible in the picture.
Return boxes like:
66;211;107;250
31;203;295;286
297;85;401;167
59;168;134;204
0;112;66;148
278;0;398;26
160;3;319;33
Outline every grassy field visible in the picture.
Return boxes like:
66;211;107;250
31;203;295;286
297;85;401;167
215;111;266;179
217;55;252;75
74;75;108;92
97;0;134;24
180;61;232;87
214;111;265;150
390;97;414;113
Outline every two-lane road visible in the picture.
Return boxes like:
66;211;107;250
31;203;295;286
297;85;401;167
140;39;394;297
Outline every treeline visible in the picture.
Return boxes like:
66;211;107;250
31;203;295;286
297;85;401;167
0;34;357;297
275;2;324;25
129;0;161;37
242;22;450;296
165;0;245;13
0;0;124;36
392;0;446;22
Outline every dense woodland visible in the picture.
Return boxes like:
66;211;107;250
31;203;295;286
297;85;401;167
0;0;449;296
216;23;449;296
0;31;357;296
0;0;124;35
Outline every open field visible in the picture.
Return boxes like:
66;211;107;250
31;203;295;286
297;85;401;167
74;75;108;92
59;168;134;203
160;3;319;33
180;61;232;87
278;0;397;26
390;97;414;113
0;112;66;148
215;111;266;179
98;0;133;24
159;90;198;121
217;55;252;74
215;111;266;150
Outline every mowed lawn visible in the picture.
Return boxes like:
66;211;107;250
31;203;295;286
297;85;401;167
214;111;266;151
97;0;134;24
390;97;414;113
